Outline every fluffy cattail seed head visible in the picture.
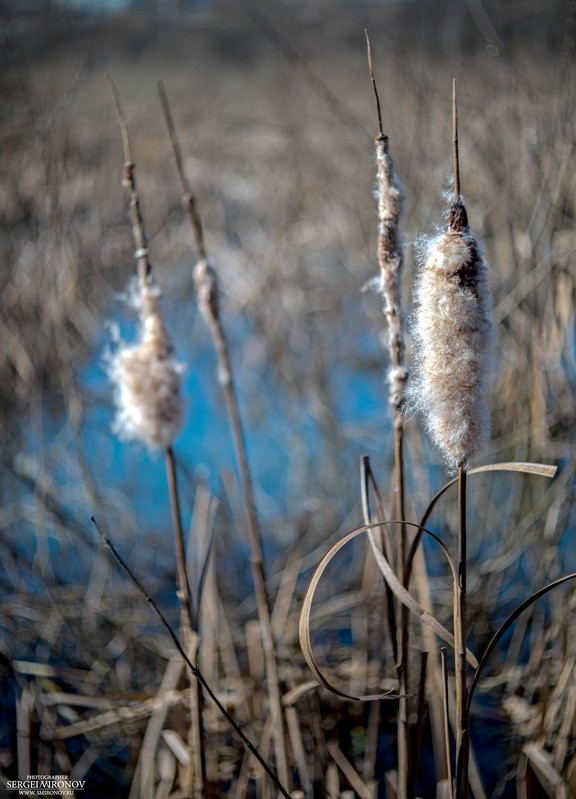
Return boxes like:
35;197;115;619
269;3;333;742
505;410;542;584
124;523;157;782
374;134;408;410
108;277;185;449
412;201;493;467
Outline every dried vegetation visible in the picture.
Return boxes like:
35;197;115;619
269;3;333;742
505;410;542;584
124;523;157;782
1;2;576;797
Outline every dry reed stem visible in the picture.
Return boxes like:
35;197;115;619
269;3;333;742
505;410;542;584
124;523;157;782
285;706;313;799
166;447;206;798
92;517;292;799
158;83;290;791
300;520;480;707
194;261;290;790
365;33;410;798
129;658;183;799
359;456;396;784
410;651;429;799
327;742;374;799
451;84;469;799
455;464;469;799
16;686;33;781
192;483;220;788
440;648;455;799
106;77;205;797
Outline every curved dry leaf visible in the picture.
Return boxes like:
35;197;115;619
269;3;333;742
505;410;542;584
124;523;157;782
365;526;479;669
282;681;319;707
422;461;557;529
299;522;479;703
467;571;576;714
299;525;401;702
406;461;559;584
470;462;557;478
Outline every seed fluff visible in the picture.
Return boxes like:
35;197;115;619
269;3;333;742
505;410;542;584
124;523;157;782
412;200;493;467
108;277;185;449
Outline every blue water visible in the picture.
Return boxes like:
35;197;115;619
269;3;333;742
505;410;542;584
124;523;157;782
72;281;392;539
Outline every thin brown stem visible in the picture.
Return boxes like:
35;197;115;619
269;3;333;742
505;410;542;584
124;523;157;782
166;447;205;799
455;464;469;799
205;312;291;790
106;75;151;283
440;648;455;799
394;416;410;799
158;90;290;789
105;74;131;165
157;81;207;262
166;447;195;628
107;78;206;795
409;652;428;799
365;36;409;798
394;418;407;575
453;79;460;200
365;30;384;138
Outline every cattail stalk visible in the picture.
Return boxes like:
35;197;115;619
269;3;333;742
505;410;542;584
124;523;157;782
366;33;410;799
453;85;470;799
412;88;491;470
455;463;469;799
106;76;206;799
413;82;492;797
440;648;455;799
158;82;291;793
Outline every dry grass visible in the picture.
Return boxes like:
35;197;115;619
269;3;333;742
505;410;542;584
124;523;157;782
1;2;576;797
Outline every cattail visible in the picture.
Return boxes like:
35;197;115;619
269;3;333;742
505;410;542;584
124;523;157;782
375;133;409;410
412;199;493;467
193;258;219;328
108;276;185;449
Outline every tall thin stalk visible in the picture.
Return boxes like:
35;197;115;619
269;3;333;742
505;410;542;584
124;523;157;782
440;647;455;799
365;33;410;799
455;464;469;799
453;82;469;799
106;76;206;798
412;78;493;796
166;446;206;798
157;81;290;791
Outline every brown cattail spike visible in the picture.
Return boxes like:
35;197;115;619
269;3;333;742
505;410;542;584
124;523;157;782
449;200;469;233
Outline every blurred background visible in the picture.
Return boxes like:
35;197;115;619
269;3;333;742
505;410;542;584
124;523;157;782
1;0;575;795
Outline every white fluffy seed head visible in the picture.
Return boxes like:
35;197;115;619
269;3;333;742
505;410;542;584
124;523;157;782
108;278;185;449
412;215;493;467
